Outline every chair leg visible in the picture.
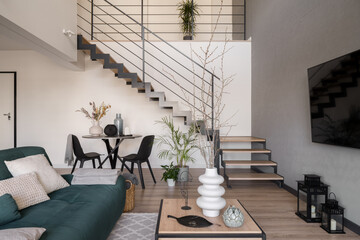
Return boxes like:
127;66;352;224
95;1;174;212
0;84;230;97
121;160;125;172
97;157;102;169
130;162;134;174
71;159;79;174
92;159;96;169
137;161;145;189
80;160;84;168
146;159;156;184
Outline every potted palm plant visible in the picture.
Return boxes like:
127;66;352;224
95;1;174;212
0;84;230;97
156;116;198;181
177;0;199;40
161;162;180;187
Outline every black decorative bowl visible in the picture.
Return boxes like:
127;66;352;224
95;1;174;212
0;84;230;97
104;124;117;136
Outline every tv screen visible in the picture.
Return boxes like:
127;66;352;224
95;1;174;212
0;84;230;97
308;49;360;149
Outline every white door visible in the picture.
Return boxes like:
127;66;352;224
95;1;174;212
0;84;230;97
0;73;15;149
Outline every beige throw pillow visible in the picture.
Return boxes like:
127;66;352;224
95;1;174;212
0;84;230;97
5;154;69;194
0;227;46;240
0;172;49;210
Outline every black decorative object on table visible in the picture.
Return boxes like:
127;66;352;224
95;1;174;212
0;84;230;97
296;174;328;223
167;215;220;228
180;171;193;210
320;192;345;234
104;124;117;136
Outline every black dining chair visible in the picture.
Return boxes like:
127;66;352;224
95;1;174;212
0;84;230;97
71;135;102;174
120;135;156;189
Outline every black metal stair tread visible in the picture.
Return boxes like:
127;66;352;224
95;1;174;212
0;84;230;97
220;136;265;143
221;149;271;153
226;172;283;181
223;160;277;166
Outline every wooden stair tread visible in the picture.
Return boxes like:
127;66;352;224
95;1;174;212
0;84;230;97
227;173;283;181
222;149;271;153
223;160;277;166
220;136;265;142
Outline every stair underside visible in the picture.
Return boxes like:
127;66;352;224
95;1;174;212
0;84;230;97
222;149;271;153
223;160;277;167
227;172;283;181
220;136;265;143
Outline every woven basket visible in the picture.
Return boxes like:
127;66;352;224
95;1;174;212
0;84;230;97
124;180;135;212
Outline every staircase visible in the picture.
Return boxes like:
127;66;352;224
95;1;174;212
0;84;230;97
310;51;360;119
220;136;284;188
77;35;194;126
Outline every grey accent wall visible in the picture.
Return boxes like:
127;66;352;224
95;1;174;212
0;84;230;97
247;0;360;225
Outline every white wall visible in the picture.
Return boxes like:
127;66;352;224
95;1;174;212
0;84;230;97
247;0;360;225
0;40;250;169
0;0;77;62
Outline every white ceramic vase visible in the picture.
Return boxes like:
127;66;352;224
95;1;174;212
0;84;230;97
167;179;175;187
196;168;226;217
89;120;103;136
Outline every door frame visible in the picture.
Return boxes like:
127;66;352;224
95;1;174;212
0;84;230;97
0;71;17;148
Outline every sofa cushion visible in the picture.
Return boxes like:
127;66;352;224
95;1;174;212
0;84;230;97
0;194;21;226
5;154;69;194
0;172;49;210
0;147;51;180
0;175;126;240
0;227;46;240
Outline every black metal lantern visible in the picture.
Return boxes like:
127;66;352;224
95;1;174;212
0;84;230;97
296;174;328;222
320;193;345;234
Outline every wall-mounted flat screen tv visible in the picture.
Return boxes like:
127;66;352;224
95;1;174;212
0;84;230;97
308;49;360;149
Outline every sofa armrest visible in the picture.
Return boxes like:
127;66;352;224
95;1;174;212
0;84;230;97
61;174;73;184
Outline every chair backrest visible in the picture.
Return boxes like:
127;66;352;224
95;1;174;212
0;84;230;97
72;135;86;158
137;135;155;160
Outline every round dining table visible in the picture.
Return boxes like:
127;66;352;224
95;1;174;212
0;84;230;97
82;134;141;170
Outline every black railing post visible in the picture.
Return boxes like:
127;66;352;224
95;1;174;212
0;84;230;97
244;0;246;40
191;0;194;39
141;0;145;83
91;0;94;40
211;74;214;132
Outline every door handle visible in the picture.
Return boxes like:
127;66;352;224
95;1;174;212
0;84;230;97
3;112;11;120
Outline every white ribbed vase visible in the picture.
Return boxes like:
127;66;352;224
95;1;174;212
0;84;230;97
196;168;226;217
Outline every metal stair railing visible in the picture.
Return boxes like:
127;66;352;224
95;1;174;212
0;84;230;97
77;0;219;131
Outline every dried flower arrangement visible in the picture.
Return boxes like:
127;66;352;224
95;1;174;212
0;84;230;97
76;102;111;121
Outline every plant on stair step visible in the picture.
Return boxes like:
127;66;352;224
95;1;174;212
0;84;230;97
76;101;111;136
156;116;198;181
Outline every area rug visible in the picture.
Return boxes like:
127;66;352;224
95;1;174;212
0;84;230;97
107;213;158;240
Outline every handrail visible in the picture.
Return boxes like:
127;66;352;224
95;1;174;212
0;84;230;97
83;2;212;89
104;0;219;79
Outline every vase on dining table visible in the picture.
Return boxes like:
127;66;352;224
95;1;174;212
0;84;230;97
89;120;103;136
114;113;123;136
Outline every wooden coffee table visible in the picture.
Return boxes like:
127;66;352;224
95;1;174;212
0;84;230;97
155;199;266;240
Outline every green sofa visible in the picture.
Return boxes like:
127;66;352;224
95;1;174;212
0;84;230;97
0;146;126;240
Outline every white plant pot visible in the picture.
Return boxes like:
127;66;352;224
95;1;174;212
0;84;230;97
196;168;226;217
167;179;176;187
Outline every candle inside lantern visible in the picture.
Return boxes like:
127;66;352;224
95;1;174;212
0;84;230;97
311;205;316;218
331;219;337;231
